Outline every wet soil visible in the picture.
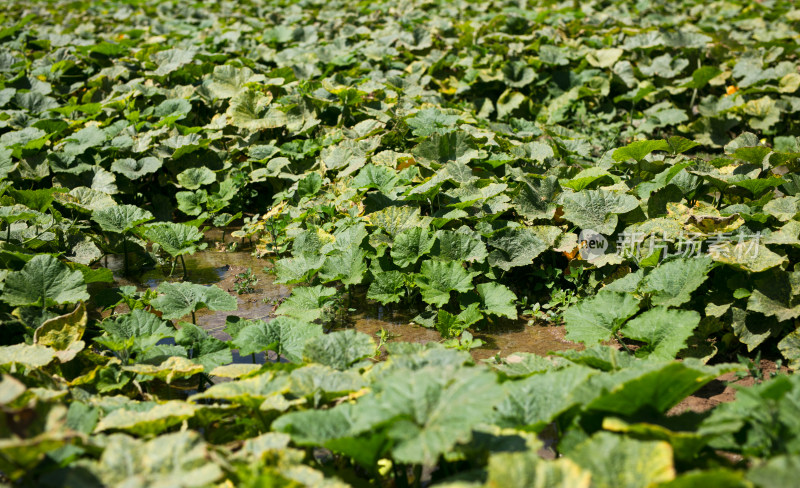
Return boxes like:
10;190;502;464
107;247;790;415
670;359;790;415
109;249;582;361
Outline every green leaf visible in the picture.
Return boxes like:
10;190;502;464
143;222;206;258
227;88;286;130
406;108;459;137
275;285;337;322
151;282;237;321
297;172;323;199
436;229;487;263
303;330;376;370
475;282;517;319
612;140;671;162
485;452;590;488
621;308;700;359
78;431;222;486
561;190;639;235
564;292;641;345
415;260;478;307
411;131;484;169
488;226;560;271
207;64;259;99
567;432;675;488
176;167;215;190
2;254;89;307
319;247;367;286
98;309;175;352
95;400;197;435
561;167;613;192
763;196;799;222
91;204;154;234
0;344;57;368
34;302;86;350
366;270;407;304
189;371;288;408
151;48;195;76
747;270;800;322
748;455;800;488
153;98;191;119
352;164;399;193
123;357;204;384
495;366;597;429
111;157;162;180
232;317;323;362
639;257;713;307
391;227;437;268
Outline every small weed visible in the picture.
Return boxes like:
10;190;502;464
233;268;258;295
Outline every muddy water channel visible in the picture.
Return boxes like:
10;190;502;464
108;250;580;362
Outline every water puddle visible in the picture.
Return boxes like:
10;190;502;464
111;249;581;363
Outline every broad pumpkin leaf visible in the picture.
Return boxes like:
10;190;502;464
275;285;337;322
97;309;175;352
176;167;215;190
711;241;787;273
123;356;204;384
207;64;260;99
231;317;323;362
474;282;518;319
110;157;162;180
390;227;436;268
584;360;738;415
227;88;287;130
415;260;478;307
621;308;700;359
288;364;367;401
564;292;641;345
495;366;597;430
95;400;198;435
142;222;206;258
411;131;484;169
435;229;488;263
190;371;290;409
0;344;57;368
567;432;675;488
151;47;195;76
2;254;89;307
91;204;154;234
747;270;800;322
485;452;590;488
303;329;375;370
175;322;232;372
151;282;237;321
639;257;713;307
319;247;367;285
274;254;326;284
561;190;639;235
366;270;407;304
55;187;117;212
763;196;799;222
488;226;560;271
34;302;86;350
78;431;222;487
612;139;671;162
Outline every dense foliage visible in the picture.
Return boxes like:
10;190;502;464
2;0;800;485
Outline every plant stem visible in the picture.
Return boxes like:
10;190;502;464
191;310;197;325
181;254;188;280
123;235;129;275
614;330;633;354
